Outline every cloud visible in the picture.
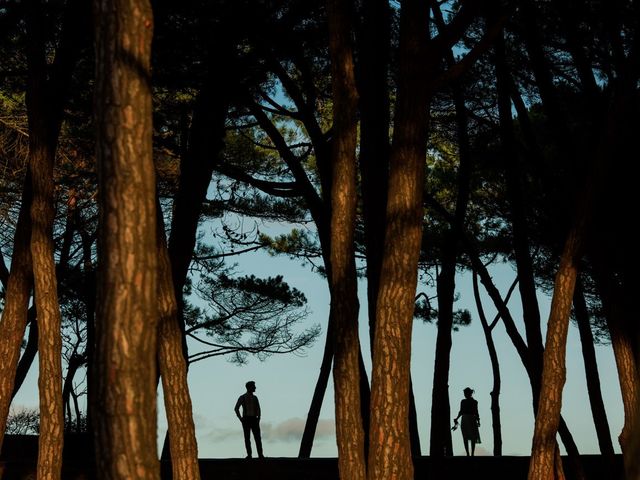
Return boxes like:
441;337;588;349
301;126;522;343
262;417;335;443
474;445;491;456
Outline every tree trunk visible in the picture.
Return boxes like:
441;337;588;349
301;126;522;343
573;279;615;463
25;2;65;475
472;272;503;456
157;213;200;480
0;179;33;452
327;2;366;476
368;2;430;478
93;0;159;477
595;265;640;480
528;225;583;480
429;7;474;457
167;84;229;358
299;316;334;458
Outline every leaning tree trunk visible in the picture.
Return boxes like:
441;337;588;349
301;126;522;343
157;213;200;480
573;279;615;464
327;1;366;477
0;180;33;452
528;222;585;480
93;0;160;477
472;272;503;456
368;2;430;478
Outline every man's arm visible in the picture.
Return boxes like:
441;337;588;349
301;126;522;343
234;395;243;420
256;396;261;420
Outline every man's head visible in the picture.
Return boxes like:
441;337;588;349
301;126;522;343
246;381;256;392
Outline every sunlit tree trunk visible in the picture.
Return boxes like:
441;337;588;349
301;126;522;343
93;0;159;477
25;2;65;477
157;214;200;480
0;180;33;451
596;265;640;480
368;2;430;478
327;1;366;477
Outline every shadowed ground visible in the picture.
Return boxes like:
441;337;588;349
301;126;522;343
0;435;623;479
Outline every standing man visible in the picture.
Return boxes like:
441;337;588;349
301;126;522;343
234;380;264;458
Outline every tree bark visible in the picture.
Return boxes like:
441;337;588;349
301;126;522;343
327;2;366;477
25;1;66;475
93;0;159;477
596;264;640;480
528;227;582;480
368;2;430;478
157;213;200;480
0;179;33;452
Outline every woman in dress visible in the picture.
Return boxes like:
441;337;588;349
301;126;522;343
453;387;481;456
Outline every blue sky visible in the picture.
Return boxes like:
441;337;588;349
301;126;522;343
11;224;624;459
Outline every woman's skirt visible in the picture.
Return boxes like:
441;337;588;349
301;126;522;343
460;414;481;443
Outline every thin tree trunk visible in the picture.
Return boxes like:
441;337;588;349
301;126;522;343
429;6;474;457
573;279;616;463
298;316;334;458
327;2;366;476
0;179;33;451
472;272;503;456
368;2;430;478
157;213;200;480
93;0;159;476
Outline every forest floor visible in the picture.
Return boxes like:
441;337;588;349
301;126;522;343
0;435;624;480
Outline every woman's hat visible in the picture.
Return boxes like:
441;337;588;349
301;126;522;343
463;387;474;394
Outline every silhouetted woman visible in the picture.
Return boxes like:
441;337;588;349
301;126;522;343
453;387;481;456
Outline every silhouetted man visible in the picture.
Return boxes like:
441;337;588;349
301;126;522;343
235;380;264;458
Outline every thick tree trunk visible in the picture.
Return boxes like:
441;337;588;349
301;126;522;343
528;224;584;480
157;215;200;480
368;2;430;478
25;3;65;476
0;180;33;452
596;265;640;480
327;2;366;477
573;280;615;463
93;0;159;477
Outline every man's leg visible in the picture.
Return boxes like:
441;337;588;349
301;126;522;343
250;418;264;458
242;418;252;457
